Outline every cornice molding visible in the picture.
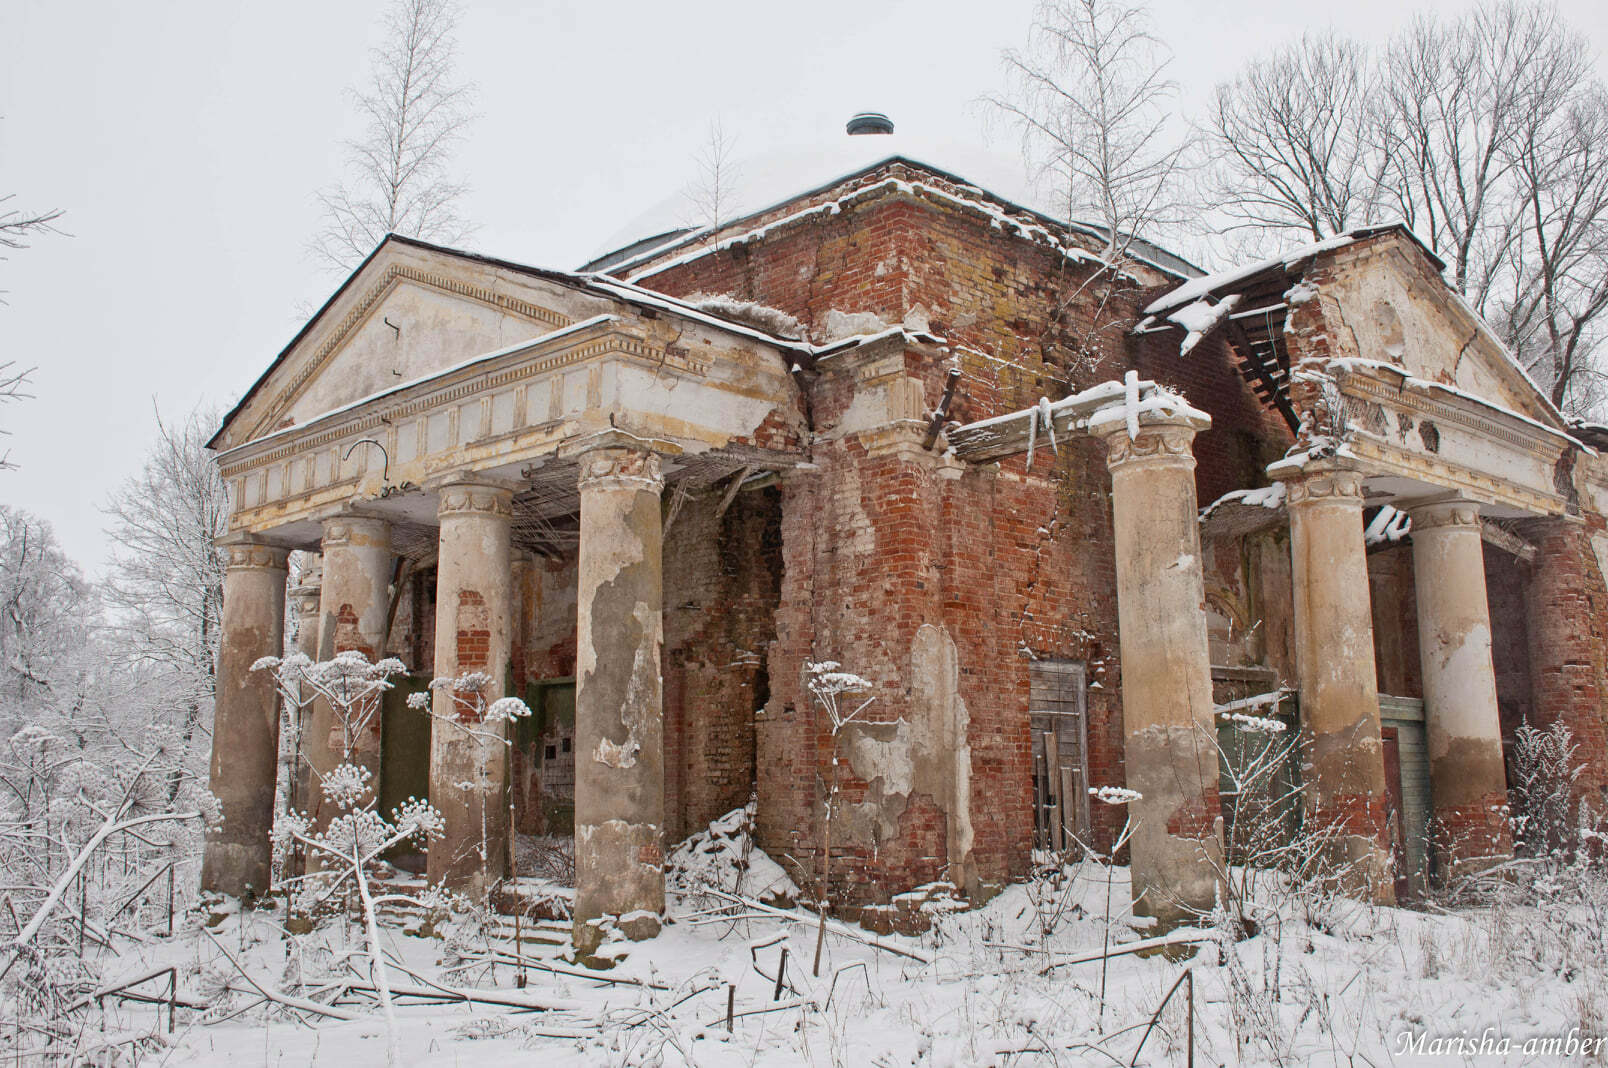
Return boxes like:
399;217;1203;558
1338;365;1568;462
218;322;691;475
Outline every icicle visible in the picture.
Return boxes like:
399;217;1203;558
1124;370;1140;441
1025;404;1039;472
1037;396;1058;455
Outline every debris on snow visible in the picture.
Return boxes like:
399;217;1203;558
665;804;797;906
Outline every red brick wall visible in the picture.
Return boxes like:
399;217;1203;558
1484;544;1534;738
1523;517;1608;808
662;486;783;842
627;166;1295;904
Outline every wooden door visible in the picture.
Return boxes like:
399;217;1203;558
1030;661;1091;851
1381;726;1409;902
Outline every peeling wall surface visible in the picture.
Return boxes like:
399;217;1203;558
205;161;1608;923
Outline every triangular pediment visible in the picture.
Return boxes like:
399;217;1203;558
214;238;613;450
1325;236;1567;432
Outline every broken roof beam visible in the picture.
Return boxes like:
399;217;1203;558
1225;317;1301;434
947;379;1139;463
947;377;1210;465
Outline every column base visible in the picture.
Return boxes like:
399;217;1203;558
1433;794;1514;884
573;912;665;960
1126;725;1227;929
573;818;665;952
1308;795;1396;905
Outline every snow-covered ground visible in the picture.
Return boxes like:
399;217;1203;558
58;839;1608;1067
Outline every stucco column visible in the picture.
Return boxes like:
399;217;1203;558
427;481;515;902
573;445;665;954
1092;405;1225;927
286;554;322;821
1407;498;1513;873
201;539;289;900
310;517;393;799
1272;458;1394;902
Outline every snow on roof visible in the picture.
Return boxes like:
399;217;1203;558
585;133;1050;265
585;141;1202;282
1144;232;1361;316
1166;294;1242;356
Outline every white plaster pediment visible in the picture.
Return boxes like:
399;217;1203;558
284;280;552;426
1324;244;1564;432
217;240;610;449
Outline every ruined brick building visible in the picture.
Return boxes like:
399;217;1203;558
201;134;1608;948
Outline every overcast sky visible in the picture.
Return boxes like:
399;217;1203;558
3;0;1606;574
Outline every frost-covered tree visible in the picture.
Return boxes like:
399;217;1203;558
1378;2;1584;310
311;0;477;271
1497;84;1608;413
101;406;228;800
0;507;91;715
0;195;61;253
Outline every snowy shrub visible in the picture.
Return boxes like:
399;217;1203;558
1510;718;1585;859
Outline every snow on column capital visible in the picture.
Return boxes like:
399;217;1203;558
202;537;289;900
1090;394;1225;928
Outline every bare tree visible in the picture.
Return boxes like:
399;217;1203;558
311;0;476;271
1498;84;1608;413
1378;2;1589;311
1205;33;1389;245
684;118;743;235
0;196;61;252
100;406;228;799
0;362;34;471
990;0;1190;263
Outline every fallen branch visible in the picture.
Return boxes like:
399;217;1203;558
203;929;363;1022
983;928;1213;972
341;977;591;1014
4;808;198;957
67;965;209;1013
675;888;933;964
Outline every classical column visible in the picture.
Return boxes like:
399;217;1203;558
201;539;289;900
286;554;321;820
573;445;666;954
1091;404;1225;928
311;517;393;795
427;481;514;902
1271;458;1393;902
1408;498;1513;872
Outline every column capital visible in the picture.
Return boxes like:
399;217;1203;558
1090;408;1207;474
436;481;515;520
218;537;290;573
319;513;391;548
577;445;665;494
1401;495;1482;532
1269;457;1367;506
